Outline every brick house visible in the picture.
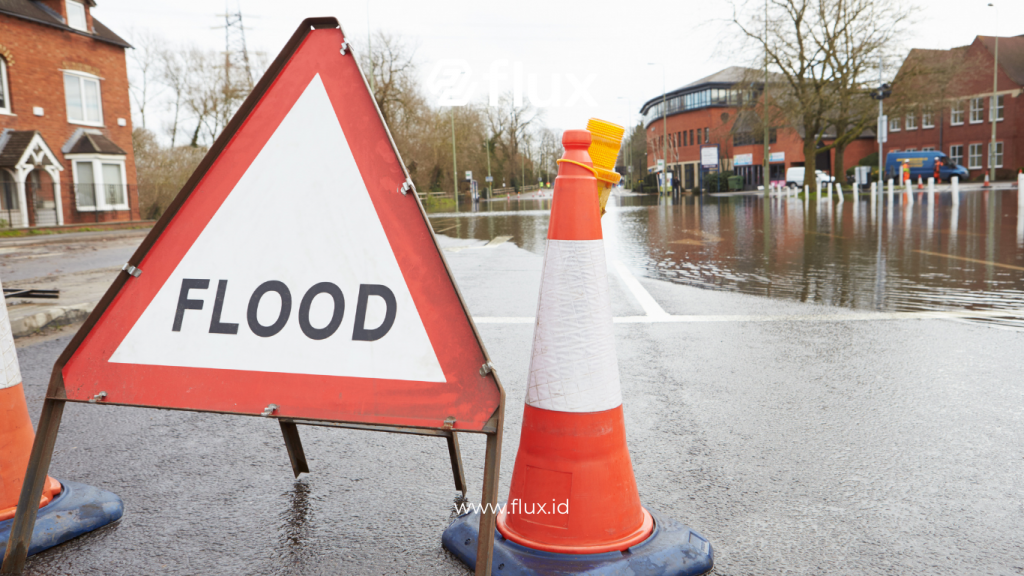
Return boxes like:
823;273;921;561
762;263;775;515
887;35;1024;181
639;67;875;191
0;0;137;228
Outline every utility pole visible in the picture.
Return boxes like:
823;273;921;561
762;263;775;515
213;2;254;91
486;137;493;199
451;108;458;208
988;3;999;182
762;0;770;195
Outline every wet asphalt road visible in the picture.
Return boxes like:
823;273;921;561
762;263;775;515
12;237;1024;575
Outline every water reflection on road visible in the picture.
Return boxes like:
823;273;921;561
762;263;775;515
428;189;1024;328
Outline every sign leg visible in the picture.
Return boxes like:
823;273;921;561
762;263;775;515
278;421;309;478
474;429;501;576
445;431;467;496
2;399;65;574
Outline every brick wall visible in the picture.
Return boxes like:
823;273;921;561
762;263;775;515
887;37;1023;180
0;11;138;224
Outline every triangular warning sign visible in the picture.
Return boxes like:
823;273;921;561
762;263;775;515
59;21;501;431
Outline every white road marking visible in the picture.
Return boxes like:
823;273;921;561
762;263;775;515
473;308;1024;324
612;261;670;319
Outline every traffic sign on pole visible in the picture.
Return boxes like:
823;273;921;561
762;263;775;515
2;18;504;576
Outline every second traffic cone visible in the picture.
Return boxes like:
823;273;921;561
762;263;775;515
0;278;61;523
983;173;991;188
0;273;123;566
917;176;924;190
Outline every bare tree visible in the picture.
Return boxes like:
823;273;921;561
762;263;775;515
734;0;910;176
126;28;164;130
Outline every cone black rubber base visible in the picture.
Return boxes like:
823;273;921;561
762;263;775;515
442;506;713;575
0;480;124;558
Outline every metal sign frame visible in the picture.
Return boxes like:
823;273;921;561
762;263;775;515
2;18;504;576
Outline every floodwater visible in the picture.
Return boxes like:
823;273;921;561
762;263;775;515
427;188;1024;328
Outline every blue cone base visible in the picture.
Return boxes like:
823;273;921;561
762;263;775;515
0;480;124;558
442;506;713;576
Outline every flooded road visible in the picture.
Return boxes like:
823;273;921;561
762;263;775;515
429;189;1024;328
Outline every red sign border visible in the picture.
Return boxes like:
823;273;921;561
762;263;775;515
46;18;504;434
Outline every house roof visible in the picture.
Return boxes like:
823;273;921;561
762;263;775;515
977;35;1024;87
64;130;126;155
0;0;130;48
0;129;36;167
0;129;63;169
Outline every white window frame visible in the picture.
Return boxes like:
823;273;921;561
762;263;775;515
949;145;963;166
0;58;11;115
905;148;916;152
922;108;934;129
951;101;964;125
65;0;88;32
989;141;1003;168
68;155;128;211
969;98;984;124
968;143;983;169
906;111;917;130
63;70;103;127
923;147;935;152
889;116;901;132
989;95;1004;122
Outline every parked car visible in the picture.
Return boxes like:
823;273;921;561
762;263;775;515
884;151;969;183
786;167;835;188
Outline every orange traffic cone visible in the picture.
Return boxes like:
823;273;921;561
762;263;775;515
917;176;924;190
983;173;991;188
0;281;61;523
442;129;713;575
0;274;123;568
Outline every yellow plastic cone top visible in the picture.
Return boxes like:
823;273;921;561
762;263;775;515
586;119;624;216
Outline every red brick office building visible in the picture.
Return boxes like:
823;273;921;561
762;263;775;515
886;35;1024;180
639;67;875;191
0;0;137;228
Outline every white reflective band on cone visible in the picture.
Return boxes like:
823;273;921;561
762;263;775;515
526;239;621;412
0;275;22;389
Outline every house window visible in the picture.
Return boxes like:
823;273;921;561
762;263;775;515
951;101;964;125
906;112;917;130
989;141;1003;168
65;1;87;32
989;95;1004;121
64;72;102;125
704;127;709;143
968;144;983;169
689;129;694;146
949;145;963;166
923;147;935;151
922;108;934;129
889;116;901;132
905;148;916;152
969;98;984;124
0;58;10;114
72;159;127;210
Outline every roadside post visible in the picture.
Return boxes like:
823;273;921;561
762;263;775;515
952;176;959;206
1;18;505;576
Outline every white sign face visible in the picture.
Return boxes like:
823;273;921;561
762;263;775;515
734;153;753;166
769;152;785;163
878;116;888;143
465;171;472;180
110;75;445;383
700;146;719;167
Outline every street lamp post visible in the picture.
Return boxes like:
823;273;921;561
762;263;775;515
988;3;999;183
648;63;668;195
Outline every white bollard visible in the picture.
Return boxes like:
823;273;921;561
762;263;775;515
828;181;833;201
1018;173;1024;208
804;185;810;205
952;176;959;206
853;182;859;203
816;181;821;202
837;183;844;204
928;177;935;204
905;180;914;206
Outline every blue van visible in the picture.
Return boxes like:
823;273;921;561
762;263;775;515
885;151;969;183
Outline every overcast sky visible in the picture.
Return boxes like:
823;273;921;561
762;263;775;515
91;0;1021;138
